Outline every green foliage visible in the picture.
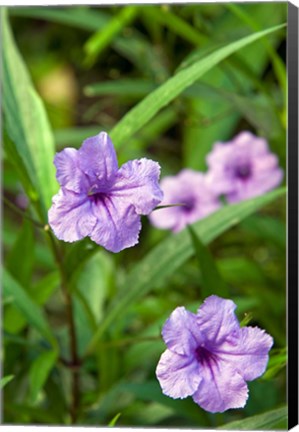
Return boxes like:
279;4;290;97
86;187;285;355
218;406;287;430
1;9;58;218
3;4;287;428
0;375;15;389
28;350;58;403
109;23;285;148
188;225;229;298
3;269;57;347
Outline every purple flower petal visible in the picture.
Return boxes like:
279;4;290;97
90;195;141;253
162;307;202;356
48;131;163;252
156;349;202;399
48;189;97;242
196;296;239;344
149;169;220;233
215;326;274;381
206;131;283;202
54;148;89;194
192;361;248;413
111;158;163;214
155;295;273;413
78;132;118;187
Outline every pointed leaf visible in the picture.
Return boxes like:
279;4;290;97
29;350;58;403
187;225;229;298
110;23;285;147
2;10;57;218
218;406;287;430
3;269;57;347
0;375;14;389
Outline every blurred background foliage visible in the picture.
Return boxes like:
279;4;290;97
2;3;286;428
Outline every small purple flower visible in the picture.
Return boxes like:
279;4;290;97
206;131;283;203
149;169;221;233
48;132;163;253
156;295;273;413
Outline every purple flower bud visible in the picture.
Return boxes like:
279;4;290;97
156;295;273;413
48;132;163;252
206;131;283;203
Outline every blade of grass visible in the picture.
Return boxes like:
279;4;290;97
109;23;285;148
226;3;286;98
84;6;138;67
142;6;207;46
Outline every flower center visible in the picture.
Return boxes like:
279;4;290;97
235;164;251;180
88;191;107;204
195;345;216;366
181;198;195;213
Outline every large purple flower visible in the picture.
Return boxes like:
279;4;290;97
206;131;283;203
156;295;273;413
48;132;163;253
149;169;221;233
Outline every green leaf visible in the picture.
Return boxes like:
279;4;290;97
108;412;122;427
109;23;285;148
218;257;265;285
6;219;34;286
182;3;286;170
241;214;286;249
2;269;57;347
10;6;109;31
122;381;207;424
29;350;58;403
218;406;287;430
84;79;157;98
30;271;60;305
188;225;229;298
263;348;287;380
0;375;14;389
54;126;103;149
142;6;207;46
226;3;286;98
84;6;139;67
85;187;286;355
1;9;57;218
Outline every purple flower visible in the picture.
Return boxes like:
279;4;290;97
156;295;273;413
48;132;163;253
149;169;221;233
206;131;283;203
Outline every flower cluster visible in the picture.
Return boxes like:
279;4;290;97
48;132;163;253
156;295;273;413
150;131;283;232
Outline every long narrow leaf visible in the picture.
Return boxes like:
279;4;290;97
84;6;138;67
85;187;286;355
29;350;58;403
3;269;57;347
218;406;287;430
109;23;285;148
2;10;57;218
188;225;229;298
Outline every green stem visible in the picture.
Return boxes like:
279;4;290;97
46;232;80;424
